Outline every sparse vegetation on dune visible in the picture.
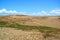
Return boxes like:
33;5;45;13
0;16;60;40
0;21;60;32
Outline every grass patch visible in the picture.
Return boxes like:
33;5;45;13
38;26;59;32
0;21;60;32
0;21;8;25
7;23;38;30
0;21;8;27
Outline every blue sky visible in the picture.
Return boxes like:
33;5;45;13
0;0;60;16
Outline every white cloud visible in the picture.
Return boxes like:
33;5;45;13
37;11;47;15
0;9;7;13
32;10;60;16
49;10;60;16
50;10;60;14
0;8;60;16
0;8;27;15
32;11;50;16
40;11;47;14
0;8;18;14
39;11;50;16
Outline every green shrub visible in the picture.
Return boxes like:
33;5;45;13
0;21;8;27
38;26;58;32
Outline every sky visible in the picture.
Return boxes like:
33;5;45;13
0;0;60;16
